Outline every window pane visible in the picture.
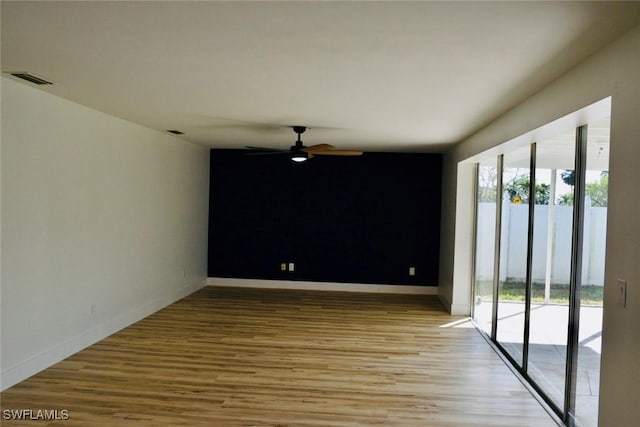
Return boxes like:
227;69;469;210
496;146;530;366
473;159;498;335
574;117;609;427
527;128;576;410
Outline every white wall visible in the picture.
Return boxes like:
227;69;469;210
439;24;640;426
0;77;210;390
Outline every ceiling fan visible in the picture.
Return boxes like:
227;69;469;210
245;126;363;162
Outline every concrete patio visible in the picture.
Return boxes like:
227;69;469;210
474;300;602;426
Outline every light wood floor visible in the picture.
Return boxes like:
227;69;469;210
1;286;556;426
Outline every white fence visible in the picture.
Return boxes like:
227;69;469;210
475;201;607;286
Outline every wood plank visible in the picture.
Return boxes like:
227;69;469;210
0;286;556;426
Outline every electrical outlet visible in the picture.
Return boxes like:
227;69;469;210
281;263;287;271
409;267;416;276
289;262;295;272
616;279;627;307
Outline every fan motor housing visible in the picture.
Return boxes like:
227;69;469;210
292;126;306;135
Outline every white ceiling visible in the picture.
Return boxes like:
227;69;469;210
2;1;640;152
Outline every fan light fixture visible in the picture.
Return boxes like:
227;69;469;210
291;151;308;162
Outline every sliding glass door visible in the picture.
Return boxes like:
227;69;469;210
527;129;576;410
496;146;531;367
473;159;498;336
573;118;609;426
472;115;609;427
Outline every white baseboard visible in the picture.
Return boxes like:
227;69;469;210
207;277;438;295
1;280;207;391
438;293;452;311
449;303;470;316
437;293;470;315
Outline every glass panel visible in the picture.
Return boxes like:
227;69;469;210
496;146;530;366
473;159;498;335
574;117;609;427
527;128;576;410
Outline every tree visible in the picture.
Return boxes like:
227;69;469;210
535;183;551;205
585;172;608;207
558;193;573;206
561;170;575;187
504;175;550;205
558;170;576;205
557;171;608;207
477;166;498;202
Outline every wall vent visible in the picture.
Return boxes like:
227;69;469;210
9;72;54;85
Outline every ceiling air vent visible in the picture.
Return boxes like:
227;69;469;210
167;130;184;135
10;72;53;85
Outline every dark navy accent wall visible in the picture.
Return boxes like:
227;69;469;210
208;150;442;286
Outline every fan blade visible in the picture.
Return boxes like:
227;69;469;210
245;146;286;152
302;144;335;153
244;151;290;156
314;150;363;156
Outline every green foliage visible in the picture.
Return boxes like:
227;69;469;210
482;169;608;207
558;193;574;206
478;187;497;203
477;166;498;203
535;183;551;205
504;175;550;205
499;282;603;306
474;280;603;306
585;173;608;207
561;170;575;186
557;171;608;207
